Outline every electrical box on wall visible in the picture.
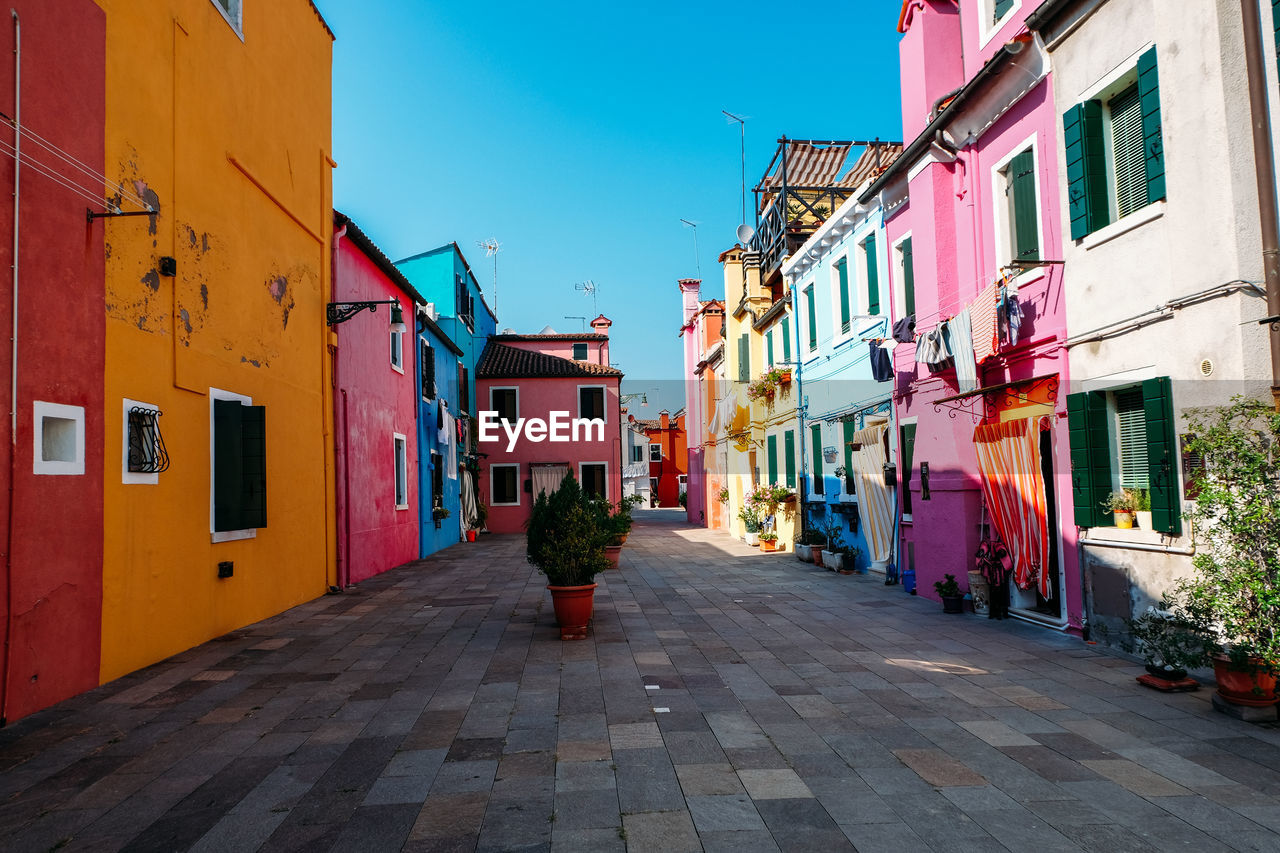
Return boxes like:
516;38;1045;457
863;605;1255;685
218;561;234;579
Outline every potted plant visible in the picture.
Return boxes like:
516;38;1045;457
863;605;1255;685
1101;489;1136;528
526;472;610;640
794;529;814;562
1125;604;1215;686
759;531;779;552
820;520;845;572
738;507;761;545
1168;398;1280;707
1133;489;1152;530
747;377;776;404
934;573;964;613
838;544;862;576
432;505;451;520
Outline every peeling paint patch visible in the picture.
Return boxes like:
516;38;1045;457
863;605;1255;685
141;269;160;292
104;242;111;260
240;356;263;368
202;233;209;253
266;275;295;329
132;181;161;235
186;225;198;249
200;283;208;309
179;308;192;335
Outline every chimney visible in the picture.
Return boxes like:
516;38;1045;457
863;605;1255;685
659;409;670;430
679;278;701;326
590;314;612;365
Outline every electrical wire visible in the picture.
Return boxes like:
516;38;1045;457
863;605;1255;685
0;112;150;209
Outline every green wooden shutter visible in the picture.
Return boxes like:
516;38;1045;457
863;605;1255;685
899;423;916;516
1063;101;1108;239
901;237;915;317
767;434;778;485
865;234;880;315
842;421;856;484
241;405;267;529
994;0;1014;22
806;286;817;349
738;334;749;383
810;423;824;495
1137;46;1165;204
767;329;774;367
782;318;792;363
1142;376;1181;535
784;430;796;488
1009;149;1040;261
1066;391;1113;527
1274;0;1280;73
837;259;850;334
213;399;243;532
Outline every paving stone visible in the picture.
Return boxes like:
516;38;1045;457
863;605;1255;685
698;828;782;852
754;797;855;851
621;810;700;853
551;788;619;830
674;762;744;796
893;748;988;787
549;827;624;852
737;768;812;799
1078;759;1193;797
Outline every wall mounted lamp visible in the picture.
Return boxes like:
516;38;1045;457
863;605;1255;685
326;299;406;332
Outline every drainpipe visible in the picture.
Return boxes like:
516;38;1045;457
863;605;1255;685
330;223;347;589
1241;0;1280;410
789;288;806;540
1;9;17;726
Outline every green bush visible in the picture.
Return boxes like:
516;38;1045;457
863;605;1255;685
526;472;609;587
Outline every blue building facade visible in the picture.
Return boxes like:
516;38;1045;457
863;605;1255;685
414;307;465;557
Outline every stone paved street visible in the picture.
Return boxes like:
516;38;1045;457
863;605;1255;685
2;510;1279;852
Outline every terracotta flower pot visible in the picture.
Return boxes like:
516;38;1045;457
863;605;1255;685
761;540;777;552
1212;653;1279;706
604;545;622;569
811;549;824;568
548;583;596;640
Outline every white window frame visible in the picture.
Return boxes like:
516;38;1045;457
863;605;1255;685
891;231;913;324
989;134;1045;282
122;397;161;485
577;384;607;423
978;0;1022;50
33;400;85;476
490;386;519;423
579;461;609;499
394;433;409;510
208;0;244;40
209;387;256;543
490;463;521;507
390;328;404;374
650;443;662;462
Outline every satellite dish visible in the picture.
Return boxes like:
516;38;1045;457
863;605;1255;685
736;223;755;244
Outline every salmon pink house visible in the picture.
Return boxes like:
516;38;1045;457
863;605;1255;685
476;317;623;533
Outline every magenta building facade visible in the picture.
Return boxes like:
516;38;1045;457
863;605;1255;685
864;0;1081;631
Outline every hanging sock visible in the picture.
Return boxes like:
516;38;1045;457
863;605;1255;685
869;340;893;382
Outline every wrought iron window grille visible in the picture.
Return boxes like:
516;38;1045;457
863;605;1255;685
128;406;170;473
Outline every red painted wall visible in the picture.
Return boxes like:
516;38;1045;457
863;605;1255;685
333;227;420;585
0;0;106;723
646;413;687;508
477;375;622;533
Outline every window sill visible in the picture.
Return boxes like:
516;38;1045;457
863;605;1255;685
1081;202;1165;251
490;501;520;508
1081;526;1179;547
391;363;405;375
212;528;257;544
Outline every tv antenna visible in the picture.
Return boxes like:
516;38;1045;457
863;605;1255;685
476;238;501;314
575;279;599;314
722;110;748;231
564;315;588;331
679;218;701;276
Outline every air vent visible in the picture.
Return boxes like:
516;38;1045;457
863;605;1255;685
1199;358;1214;377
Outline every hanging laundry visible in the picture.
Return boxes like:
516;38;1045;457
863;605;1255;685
915;327;951;370
946;307;978;393
456;414;465;443
869;340;893;382
436;399;444;431
437;403;450;444
999;282;1024;347
892;314;916;344
970;281;1000;364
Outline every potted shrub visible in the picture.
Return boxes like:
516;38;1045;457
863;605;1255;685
1126;604;1215;686
1101;489;1136;528
838;544;862;576
526;472;610;640
738;507;761;545
1133;489;1152;530
1168;398;1280;707
794;530;813;562
820;520;845;572
759;531;779;552
934;573;964;613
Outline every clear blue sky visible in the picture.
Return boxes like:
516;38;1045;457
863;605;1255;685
317;1;905;414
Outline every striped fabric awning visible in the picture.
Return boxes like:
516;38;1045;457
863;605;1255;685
837;143;905;190
762;142;851;189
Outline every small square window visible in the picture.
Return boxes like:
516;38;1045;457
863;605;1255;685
491;464;520;506
491;388;518;423
573;343;588;360
33;401;85;476
649;444;662;462
128;407;169;474
579;386;605;422
581;463;607;499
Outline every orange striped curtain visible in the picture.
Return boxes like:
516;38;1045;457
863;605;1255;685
972;417;1051;598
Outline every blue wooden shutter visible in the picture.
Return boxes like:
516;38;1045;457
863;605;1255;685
865;234;880;315
1066;391;1113;527
837;259;850;334
810;424;823;495
901;237;915;317
1137;46;1165;204
1009;149;1040;260
784;430;796;488
1142;376;1181;535
767;434;778;485
1064;101;1108;239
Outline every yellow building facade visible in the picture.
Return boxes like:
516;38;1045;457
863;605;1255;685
95;0;335;680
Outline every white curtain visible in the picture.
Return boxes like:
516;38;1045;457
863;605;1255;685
461;468;479;530
531;465;569;499
851;424;893;562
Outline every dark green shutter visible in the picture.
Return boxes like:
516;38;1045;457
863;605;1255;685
994;0;1014;22
1064;101;1108;239
837;259;850;333
901;237;915;317
810;424;823;495
214;399;243;532
1142;376;1181;535
842;421;856;483
738;334;749;383
899;423;916;516
782;318;791;363
1137;47;1165;204
241;405;267;529
767;329;774;367
1066;391;1113;527
1274;0;1280;72
865;234;880;315
784;430;796;488
806;286;817;349
767;434;778;485
1009;149;1040;261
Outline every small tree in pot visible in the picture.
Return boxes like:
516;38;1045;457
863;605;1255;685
527;472;610;640
934;573;964;613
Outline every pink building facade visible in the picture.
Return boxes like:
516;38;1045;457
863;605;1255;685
863;0;1082;631
476;317;623;533
332;214;425;585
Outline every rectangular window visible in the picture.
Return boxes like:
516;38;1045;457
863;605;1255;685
127;406;168;475
631;443;644;463
212;394;266;535
394;434;408;509
1064;46;1164;240
581;463;607;499
836;258;851;334
898;237;916;318
805;286;817;351
863;234;880;316
900;423;916;519
390;329;403;372
649;477;658;493
1003;148;1040;263
994;0;1014;23
810;423;824;495
579;386;605;421
459;364;470;414
431;451;444;509
420;339;436;400
491;463;519;506
573;342;588;361
650;443;662;462
491;387;518;423
784;430;796;489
